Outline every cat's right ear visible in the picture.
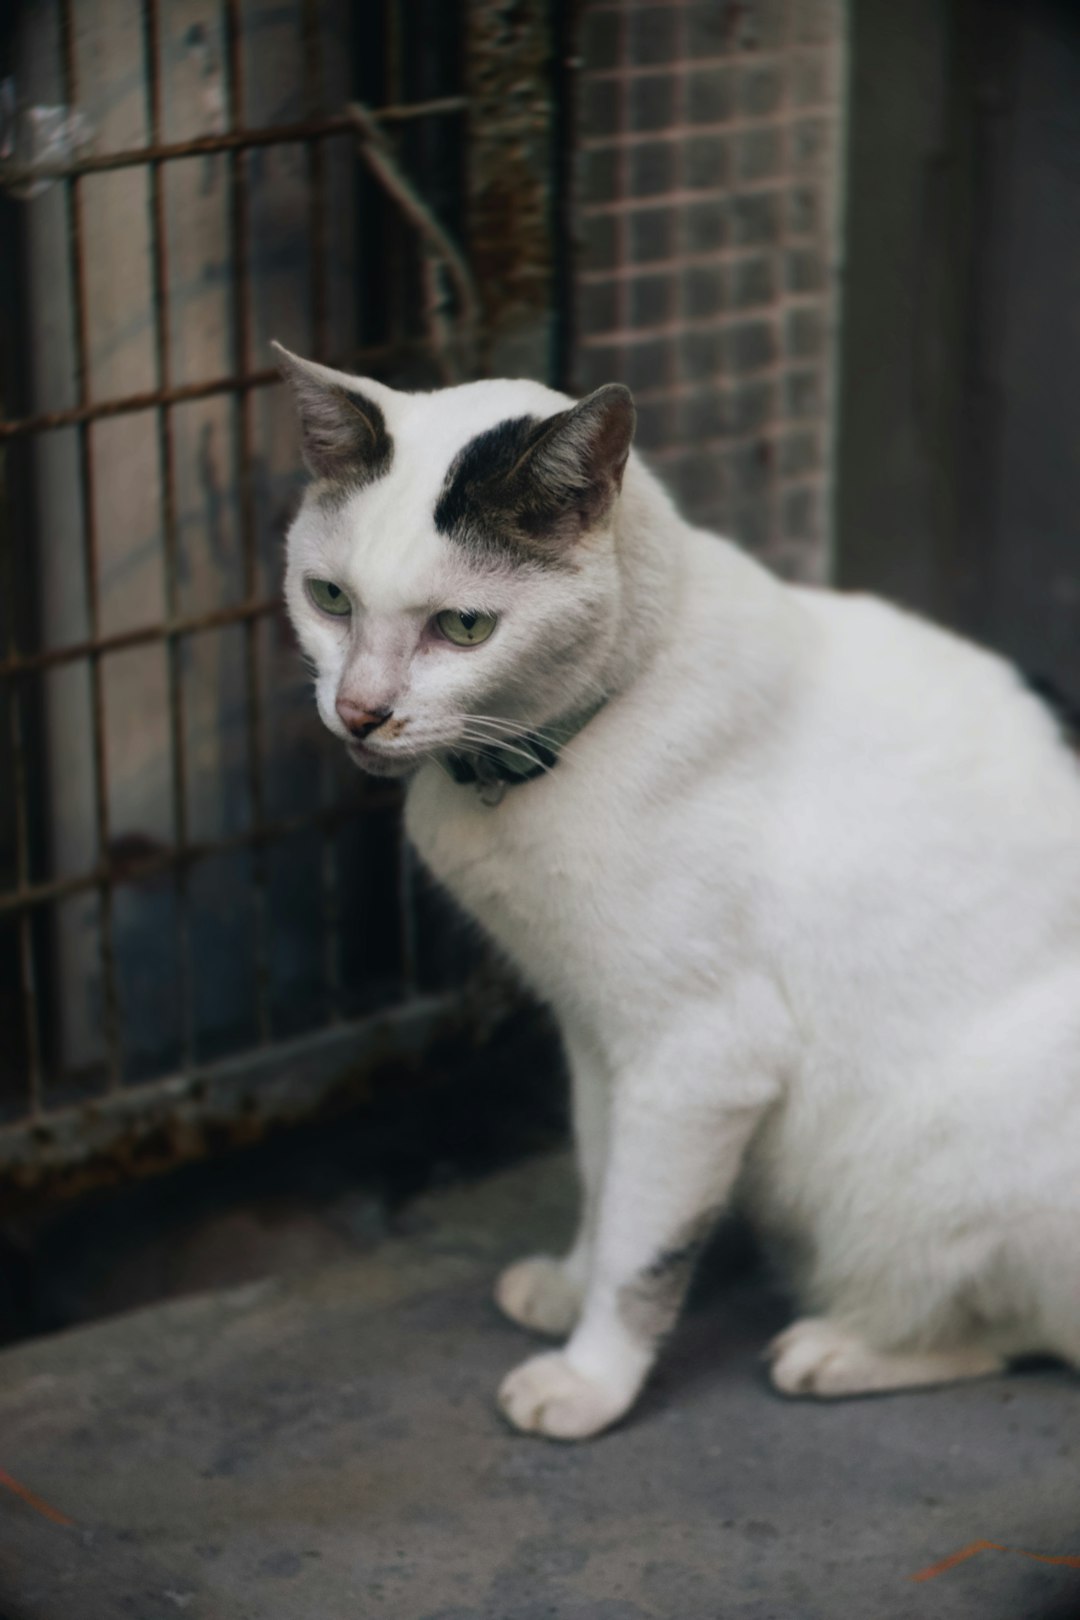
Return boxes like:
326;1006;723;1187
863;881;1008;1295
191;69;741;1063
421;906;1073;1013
272;342;393;485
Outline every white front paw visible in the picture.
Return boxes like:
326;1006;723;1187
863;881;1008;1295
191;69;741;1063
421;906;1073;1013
495;1255;582;1337
497;1351;632;1440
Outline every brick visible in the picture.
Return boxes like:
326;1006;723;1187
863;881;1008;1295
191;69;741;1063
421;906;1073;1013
737;126;784;184
581;147;620;206
681;387;729;441
790;115;832;173
783;365;822;416
794;0;841;46
687;66;735;124
728;317;777;374
729;377;778;433
673;450;726;512
678;328;727;383
733;0;792;51
784;305;825;359
778;426;820;476
785;245;824;294
681;264;728;320
737;62;787;118
790;48;834;107
680;199;730;254
623;337;675;392
580;8;622;72
787;183;820;236
577;343;623;391
782;482;819;538
629;273;676;326
630;140;676;198
686;2;736;56
581;212;618;272
580;77;620;139
731;190;783;247
629;7;680;66
731;498;772;552
732;253;777;309
579;280;621;335
629;73;677;132
634;399;675;448
731;438;773;495
684;134;731;191
630;207;677;262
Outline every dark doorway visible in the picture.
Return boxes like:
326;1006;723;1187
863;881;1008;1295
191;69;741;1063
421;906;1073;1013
836;0;1080;703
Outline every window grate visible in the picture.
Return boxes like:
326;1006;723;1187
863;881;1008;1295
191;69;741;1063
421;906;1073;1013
0;0;539;1198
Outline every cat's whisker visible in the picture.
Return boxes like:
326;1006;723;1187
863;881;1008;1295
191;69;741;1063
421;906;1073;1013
460;712;595;765
456;727;560;774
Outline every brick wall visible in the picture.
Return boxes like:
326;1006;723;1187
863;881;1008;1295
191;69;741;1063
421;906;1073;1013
572;0;846;582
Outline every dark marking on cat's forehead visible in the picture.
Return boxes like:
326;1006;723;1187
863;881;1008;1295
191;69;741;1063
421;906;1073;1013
433;385;636;570
434;414;571;570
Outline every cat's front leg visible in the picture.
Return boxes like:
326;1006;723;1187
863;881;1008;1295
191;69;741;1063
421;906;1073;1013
498;1031;779;1440
496;1026;609;1338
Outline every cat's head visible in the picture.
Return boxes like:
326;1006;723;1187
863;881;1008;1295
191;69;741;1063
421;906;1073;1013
277;344;636;779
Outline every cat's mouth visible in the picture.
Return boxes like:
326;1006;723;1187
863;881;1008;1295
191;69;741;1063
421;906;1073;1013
345;738;420;779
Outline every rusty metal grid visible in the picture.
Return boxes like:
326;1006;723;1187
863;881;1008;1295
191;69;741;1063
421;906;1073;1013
0;0;493;1195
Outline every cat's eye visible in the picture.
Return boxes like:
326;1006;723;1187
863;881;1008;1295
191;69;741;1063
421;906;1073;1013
306;577;351;617
435;609;497;647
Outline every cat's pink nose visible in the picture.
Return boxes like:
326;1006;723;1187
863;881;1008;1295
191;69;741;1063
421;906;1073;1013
336;696;392;740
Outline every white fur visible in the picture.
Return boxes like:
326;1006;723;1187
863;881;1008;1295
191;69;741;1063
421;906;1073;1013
285;369;1080;1440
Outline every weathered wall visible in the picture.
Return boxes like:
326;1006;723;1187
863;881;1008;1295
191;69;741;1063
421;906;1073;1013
571;0;847;583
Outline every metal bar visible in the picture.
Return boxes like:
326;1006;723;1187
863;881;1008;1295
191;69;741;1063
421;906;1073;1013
0;990;479;1206
301;0;341;1022
60;0;123;1091
0;596;280;680
0;451;43;1114
0;794;399;918
143;0;194;1068
224;0;271;1043
0;338;434;440
0;99;468;188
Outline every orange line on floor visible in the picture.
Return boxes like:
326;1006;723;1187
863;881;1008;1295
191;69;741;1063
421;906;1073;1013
911;1540;1080;1583
0;1466;74;1528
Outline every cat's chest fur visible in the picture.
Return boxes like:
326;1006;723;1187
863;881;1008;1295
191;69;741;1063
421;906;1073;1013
404;729;766;1028
406;758;637;1005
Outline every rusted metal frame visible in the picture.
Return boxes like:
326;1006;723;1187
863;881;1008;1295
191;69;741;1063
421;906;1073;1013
464;0;556;378
0;340;436;441
0;595;281;680
300;0;343;1023
383;0;419;995
60;0;123;1091
0;442;43;1114
142;0;194;1068
0;99;468;189
0;792;399;918
0;988;473;1206
224;0;271;1043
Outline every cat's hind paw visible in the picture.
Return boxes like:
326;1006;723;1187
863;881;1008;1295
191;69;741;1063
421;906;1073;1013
495;1256;582;1337
766;1316;1004;1397
498;1351;630;1440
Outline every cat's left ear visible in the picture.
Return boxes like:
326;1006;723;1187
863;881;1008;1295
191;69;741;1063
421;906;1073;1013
518;383;636;535
272;341;393;486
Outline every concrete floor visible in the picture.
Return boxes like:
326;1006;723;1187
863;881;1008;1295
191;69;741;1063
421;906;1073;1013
0;1153;1077;1620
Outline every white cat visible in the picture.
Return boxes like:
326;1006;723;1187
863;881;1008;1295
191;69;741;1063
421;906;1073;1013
279;343;1080;1441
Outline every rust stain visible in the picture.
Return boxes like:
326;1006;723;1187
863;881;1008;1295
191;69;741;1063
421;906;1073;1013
465;0;553;355
911;1540;1080;1583
0;1467;74;1528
